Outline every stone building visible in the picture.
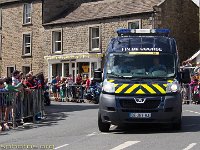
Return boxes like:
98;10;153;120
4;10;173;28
0;0;199;80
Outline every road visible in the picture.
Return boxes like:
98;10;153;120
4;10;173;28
1;102;200;150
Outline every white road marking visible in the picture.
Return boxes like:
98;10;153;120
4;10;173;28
54;144;69;150
185;110;200;115
183;143;197;150
110;141;140;150
86;132;97;136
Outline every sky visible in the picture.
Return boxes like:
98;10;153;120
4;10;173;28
192;0;199;6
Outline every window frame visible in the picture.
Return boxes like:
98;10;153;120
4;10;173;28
22;65;31;75
23;3;32;25
51;29;63;54
22;32;32;56
89;26;100;52
7;66;15;77
127;19;141;29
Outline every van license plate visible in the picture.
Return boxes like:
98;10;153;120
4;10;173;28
129;113;151;118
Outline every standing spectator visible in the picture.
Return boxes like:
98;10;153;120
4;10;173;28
85;75;90;90
51;76;60;101
76;74;82;85
4;77;20;130
0;79;8;131
24;73;38;89
66;74;74;99
12;70;20;86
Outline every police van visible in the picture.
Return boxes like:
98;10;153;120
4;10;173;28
95;28;190;132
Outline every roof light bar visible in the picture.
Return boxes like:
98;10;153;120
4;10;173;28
116;28;170;36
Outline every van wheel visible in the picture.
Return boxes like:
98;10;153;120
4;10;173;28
172;119;182;130
98;113;110;132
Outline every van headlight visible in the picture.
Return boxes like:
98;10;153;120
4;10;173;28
102;80;115;93
166;81;181;93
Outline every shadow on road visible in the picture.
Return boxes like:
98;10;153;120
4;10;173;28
109;116;200;134
1;102;98;134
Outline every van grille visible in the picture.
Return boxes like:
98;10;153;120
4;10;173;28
119;99;161;109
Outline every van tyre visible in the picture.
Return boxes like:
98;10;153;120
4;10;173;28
172;119;182;130
98;113;110;132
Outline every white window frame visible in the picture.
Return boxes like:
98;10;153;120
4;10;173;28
89;26;100;51
52;30;62;53
23;3;32;24
127;19;141;29
23;33;32;56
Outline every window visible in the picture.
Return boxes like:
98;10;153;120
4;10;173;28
128;20;141;29
23;3;32;24
52;31;62;53
23;33;31;55
7;67;14;77
89;26;100;51
22;66;30;75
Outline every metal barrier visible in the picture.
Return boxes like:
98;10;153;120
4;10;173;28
49;84;85;103
181;83;200;104
0;89;45;130
181;83;192;104
65;85;85;103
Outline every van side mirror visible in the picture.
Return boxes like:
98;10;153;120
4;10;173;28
180;69;191;83
94;69;102;83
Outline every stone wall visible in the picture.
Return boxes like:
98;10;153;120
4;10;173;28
1;1;45;77
154;0;199;62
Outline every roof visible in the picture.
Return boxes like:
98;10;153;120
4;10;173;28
0;0;20;4
46;0;164;25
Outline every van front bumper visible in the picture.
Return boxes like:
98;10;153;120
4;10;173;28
99;93;182;125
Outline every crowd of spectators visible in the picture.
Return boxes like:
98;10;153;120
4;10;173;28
0;70;46;131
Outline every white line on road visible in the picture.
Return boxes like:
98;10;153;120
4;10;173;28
86;132;97;136
54;144;69;150
110;141;140;150
183;143;197;150
185;110;200;115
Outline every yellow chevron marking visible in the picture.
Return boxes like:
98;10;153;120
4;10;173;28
163;84;167;87
141;84;156;94
125;84;140;94
136;89;145;94
152;84;166;94
108;80;114;83
114;84;118;87
167;80;173;83
115;84;129;93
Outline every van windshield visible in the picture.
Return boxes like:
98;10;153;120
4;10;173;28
106;53;175;79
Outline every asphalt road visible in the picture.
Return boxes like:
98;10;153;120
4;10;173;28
1;102;200;150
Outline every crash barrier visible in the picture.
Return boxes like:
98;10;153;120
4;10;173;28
0;89;45;129
181;83;200;104
181;84;192;104
50;83;101;103
63;84;85;103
